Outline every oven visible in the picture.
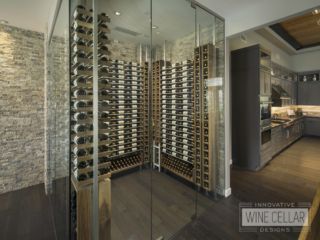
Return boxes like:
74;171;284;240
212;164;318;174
260;124;272;151
260;96;272;126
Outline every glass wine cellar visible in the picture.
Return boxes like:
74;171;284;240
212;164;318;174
49;0;225;239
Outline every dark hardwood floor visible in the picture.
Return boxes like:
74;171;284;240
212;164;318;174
1;137;319;240
0;183;56;240
172;137;320;240
111;168;216;240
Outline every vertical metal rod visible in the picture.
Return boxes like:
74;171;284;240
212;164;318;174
156;45;158;61
213;16;218;201
92;0;99;238
139;43;142;65
163;40;166;63
149;1;153;238
196;24;200;47
158;143;161;172
153;141;155;169
146;44;148;61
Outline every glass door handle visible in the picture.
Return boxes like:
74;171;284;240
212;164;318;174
153;141;161;172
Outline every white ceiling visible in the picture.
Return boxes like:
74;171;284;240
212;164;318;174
67;0;214;45
0;0;53;33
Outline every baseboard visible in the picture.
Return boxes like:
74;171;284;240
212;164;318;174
224;188;232;197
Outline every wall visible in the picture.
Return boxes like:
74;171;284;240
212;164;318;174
0;24;45;194
229;31;292;70
272;106;320;118
291;50;320;73
109;40;139;63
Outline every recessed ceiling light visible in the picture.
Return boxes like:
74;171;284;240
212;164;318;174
157;32;160;34
0;20;9;24
317;20;320;25
152;25;158;29
313;9;319;15
114;12;121;16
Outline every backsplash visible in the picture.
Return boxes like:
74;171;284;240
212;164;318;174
272;106;320;118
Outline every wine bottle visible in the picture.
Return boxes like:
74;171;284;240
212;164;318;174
73;124;87;132
73;5;86;20
73;65;86;76
72;30;87;45
73;100;86;108
75;161;87;169
73;112;87;120
98;89;109;95
71;89;86;98
77;173;87;182
73;76;87;87
73;148;88;157
73;136;87;145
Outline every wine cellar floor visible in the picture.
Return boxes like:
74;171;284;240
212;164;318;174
111;169;216;240
0;183;56;240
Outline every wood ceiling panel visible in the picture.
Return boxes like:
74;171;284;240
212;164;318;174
279;12;320;47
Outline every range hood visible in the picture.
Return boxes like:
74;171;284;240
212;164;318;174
271;85;290;107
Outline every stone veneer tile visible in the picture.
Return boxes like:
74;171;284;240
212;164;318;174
0;24;45;194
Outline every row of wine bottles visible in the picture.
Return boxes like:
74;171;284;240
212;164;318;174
160;60;195;164
109;153;141;172
71;4;112;181
74;166;109;182
72;123;108;133
162;148;193;162
162;154;193;179
107;60;144;159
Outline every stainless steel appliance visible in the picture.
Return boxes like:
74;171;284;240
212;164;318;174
260;124;272;151
260;96;272;126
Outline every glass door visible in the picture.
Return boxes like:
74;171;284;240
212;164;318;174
151;1;197;239
66;1;225;239
195;5;226;204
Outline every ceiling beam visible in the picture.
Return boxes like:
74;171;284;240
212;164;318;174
269;23;302;50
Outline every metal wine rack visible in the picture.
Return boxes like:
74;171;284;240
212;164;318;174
70;6;112;187
195;43;220;192
160;60;195;182
152;60;170;165
106;60;144;171
142;61;150;164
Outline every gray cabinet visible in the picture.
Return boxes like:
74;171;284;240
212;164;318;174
305;118;320;136
289;82;298;105
260;68;271;96
282;128;288;149
271;126;282;156
308;82;320;105
298;83;308;105
298;82;320;106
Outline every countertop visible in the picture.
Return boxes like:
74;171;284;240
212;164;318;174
271;116;320;128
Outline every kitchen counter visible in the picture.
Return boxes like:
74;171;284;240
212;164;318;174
271;116;320;128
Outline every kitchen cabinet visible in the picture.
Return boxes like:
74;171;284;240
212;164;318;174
289;82;296;105
271;126;282;156
308;82;320;105
298;83;308;105
298;81;320;106
282;128;288;149
305;118;320;136
260;68;271;96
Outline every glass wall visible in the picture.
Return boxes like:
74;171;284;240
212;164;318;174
48;0;225;239
48;0;70;239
